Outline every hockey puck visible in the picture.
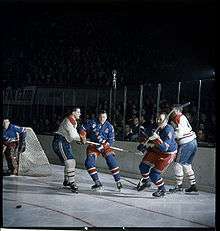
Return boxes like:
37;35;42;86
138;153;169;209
16;205;22;208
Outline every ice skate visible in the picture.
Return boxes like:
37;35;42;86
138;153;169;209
136;178;151;191
69;182;78;193
116;181;123;192
185;184;199;195
152;188;166;197
91;181;103;191
169;184;183;193
63;180;70;187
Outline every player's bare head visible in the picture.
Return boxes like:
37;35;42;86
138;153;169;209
157;112;168;128
171;104;182;117
98;110;107;124
3;118;10;129
72;107;81;119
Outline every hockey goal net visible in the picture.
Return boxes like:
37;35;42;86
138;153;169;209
18;127;52;176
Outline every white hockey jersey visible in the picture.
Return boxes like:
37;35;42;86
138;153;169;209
56;116;80;143
171;113;196;145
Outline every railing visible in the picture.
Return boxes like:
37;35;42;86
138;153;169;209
3;79;216;146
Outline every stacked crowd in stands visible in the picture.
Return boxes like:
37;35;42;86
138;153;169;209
3;11;208;88
10;95;216;145
3;10;216;144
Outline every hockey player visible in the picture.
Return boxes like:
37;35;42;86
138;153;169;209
136;112;177;197
79;110;122;191
52;108;81;193
2;118;27;175
169;106;198;193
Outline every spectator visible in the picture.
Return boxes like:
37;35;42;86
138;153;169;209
124;124;133;141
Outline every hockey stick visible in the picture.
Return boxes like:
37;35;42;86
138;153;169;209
85;140;143;156
86;140;124;152
144;102;191;145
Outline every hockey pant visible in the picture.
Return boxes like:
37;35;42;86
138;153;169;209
174;139;197;185
139;162;165;190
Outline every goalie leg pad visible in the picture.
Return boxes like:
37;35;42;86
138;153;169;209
105;153;120;182
64;159;76;184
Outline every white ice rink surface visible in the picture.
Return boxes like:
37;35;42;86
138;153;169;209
3;164;215;228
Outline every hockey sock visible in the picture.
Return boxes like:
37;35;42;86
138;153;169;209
183;164;196;185
65;159;76;184
85;154;99;182
150;168;165;189
174;162;184;186
105;154;120;182
139;162;151;180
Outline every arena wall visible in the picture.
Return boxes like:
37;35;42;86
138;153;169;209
38;135;216;193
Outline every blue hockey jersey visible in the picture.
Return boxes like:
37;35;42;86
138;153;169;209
157;124;177;153
80;119;115;146
3;124;26;145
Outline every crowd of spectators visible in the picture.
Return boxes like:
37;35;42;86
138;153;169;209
3;8;215;144
7;94;216;145
3;10;212;89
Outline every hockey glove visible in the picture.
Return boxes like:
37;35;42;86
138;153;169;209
80;136;87;144
149;132;162;143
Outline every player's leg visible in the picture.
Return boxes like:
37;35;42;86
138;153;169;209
60;137;78;192
169;162;184;193
149;168;166;197
137;161;151;191
10;146;19;175
151;153;176;197
104;152;122;190
137;151;155;191
180;139;198;193
85;148;102;190
52;134;78;192
52;135;67;185
4;147;14;175
169;145;185;193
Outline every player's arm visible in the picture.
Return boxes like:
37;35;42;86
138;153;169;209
65;116;81;142
148;130;174;152
79;120;90;144
106;124;115;146
96;124;115;152
3;128;19;144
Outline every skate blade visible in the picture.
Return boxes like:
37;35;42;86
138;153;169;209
167;190;183;194
71;190;79;194
152;194;166;198
184;191;199;195
92;187;104;192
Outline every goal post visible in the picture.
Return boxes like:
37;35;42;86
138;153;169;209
18;127;52;177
